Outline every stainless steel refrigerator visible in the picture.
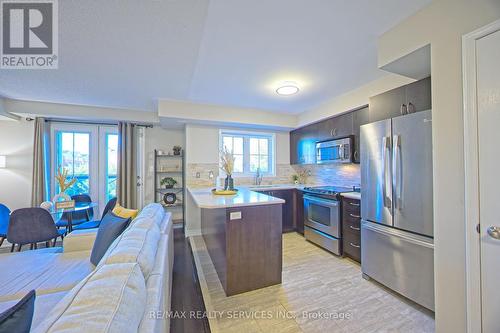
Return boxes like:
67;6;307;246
360;110;434;311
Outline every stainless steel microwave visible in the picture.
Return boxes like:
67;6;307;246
316;137;353;164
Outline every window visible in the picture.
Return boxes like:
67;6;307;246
220;131;275;176
51;123;118;215
55;131;90;196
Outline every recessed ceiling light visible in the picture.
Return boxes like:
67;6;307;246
276;83;299;96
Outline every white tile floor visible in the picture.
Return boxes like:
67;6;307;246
190;232;435;333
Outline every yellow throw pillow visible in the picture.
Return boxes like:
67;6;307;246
112;203;139;219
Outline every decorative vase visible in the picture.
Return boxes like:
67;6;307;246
224;175;234;191
52;191;71;204
163;193;177;205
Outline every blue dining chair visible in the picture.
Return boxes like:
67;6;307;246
73;197;117;231
56;194;93;231
7;208;65;252
0;203;10;247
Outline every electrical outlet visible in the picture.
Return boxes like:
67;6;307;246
230;211;242;220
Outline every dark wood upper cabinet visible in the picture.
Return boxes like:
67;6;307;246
405;76;431;113
290;77;431;165
369;76;431;122
352;106;369;163
368;85;406;122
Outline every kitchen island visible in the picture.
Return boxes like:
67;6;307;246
188;187;285;296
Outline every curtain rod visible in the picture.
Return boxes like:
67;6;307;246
43;118;153;128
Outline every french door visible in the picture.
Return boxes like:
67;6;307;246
51;123;118;215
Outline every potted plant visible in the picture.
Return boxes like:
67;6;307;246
160;177;177;189
172;146;182;156
220;147;235;190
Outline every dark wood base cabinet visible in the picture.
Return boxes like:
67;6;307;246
255;189;296;233
201;204;283;296
342;197;361;263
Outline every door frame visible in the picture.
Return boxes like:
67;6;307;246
462;18;500;333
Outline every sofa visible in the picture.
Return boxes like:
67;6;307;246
0;203;173;333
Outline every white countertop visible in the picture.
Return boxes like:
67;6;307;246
341;192;361;200
188;187;285;209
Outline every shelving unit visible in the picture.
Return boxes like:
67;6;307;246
154;149;185;227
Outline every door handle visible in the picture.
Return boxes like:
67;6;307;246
381;137;392;209
487;226;500;240
392;135;402;210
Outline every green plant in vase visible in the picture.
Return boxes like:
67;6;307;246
173;145;182;155
160;177;177;189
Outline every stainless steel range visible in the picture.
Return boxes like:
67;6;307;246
302;186;352;255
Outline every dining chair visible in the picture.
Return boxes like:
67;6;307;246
0;203;11;247
73;197;117;231
55;194;93;230
7;208;65;252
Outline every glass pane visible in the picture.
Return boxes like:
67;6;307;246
106;134;118;201
233;137;243;155
56;131;90;196
260;156;269;172
259;138;268;155
250;138;259;155
233;155;243;173
223;136;233;152
310;204;332;226
249;155;259;172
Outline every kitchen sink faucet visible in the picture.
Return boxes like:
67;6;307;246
254;168;263;185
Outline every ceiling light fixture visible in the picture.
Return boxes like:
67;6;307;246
276;83;299;96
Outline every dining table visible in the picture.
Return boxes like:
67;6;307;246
48;202;98;233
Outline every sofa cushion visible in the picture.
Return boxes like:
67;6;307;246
0;249;92;302
90;213;130;266
112;204;139;219
0;290;35;333
128;204;164;229
101;223;161;278
64;229;98;253
33;263;146;333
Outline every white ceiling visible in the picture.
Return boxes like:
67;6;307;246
0;0;432;114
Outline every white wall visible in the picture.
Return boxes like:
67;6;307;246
0;119;34;210
5;98;159;124
159;99;297;130
378;1;500;332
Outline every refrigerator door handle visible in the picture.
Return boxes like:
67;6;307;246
392;135;402;209
382;137;392;209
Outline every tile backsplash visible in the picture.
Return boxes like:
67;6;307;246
187;162;360;188
291;163;360;188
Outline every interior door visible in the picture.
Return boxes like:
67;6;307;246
392;110;433;237
360;119;392;226
477;28;500;333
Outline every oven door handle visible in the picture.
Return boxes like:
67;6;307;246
303;195;339;208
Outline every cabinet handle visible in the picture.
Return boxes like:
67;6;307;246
348;202;360;207
408;102;415;114
349;225;360;231
330;128;337;137
349;242;360;249
349;213;361;219
400;104;407;115
353;150;358;161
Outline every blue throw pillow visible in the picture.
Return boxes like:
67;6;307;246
0;290;35;333
90;212;130;266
